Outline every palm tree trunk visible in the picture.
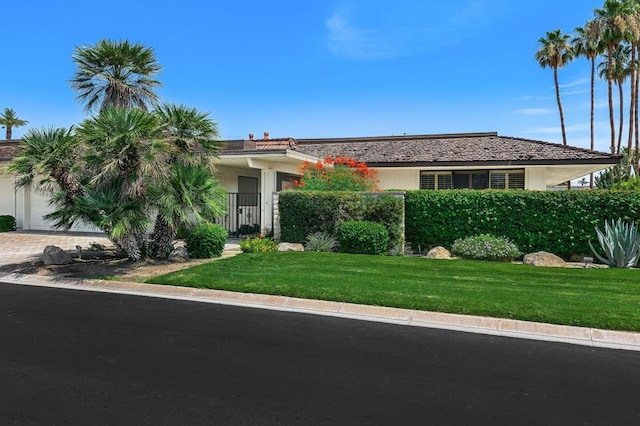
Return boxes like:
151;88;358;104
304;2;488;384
636;45;640;174
553;67;567;145
617;81;624;154
629;45;636;160
590;56;595;189
5;126;11;140
150;213;175;259
608;46;616;153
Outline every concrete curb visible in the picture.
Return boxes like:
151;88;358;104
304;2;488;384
1;272;639;352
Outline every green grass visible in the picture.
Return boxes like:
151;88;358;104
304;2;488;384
146;252;640;332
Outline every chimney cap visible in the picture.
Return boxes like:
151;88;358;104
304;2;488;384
264;131;269;140
248;133;254;140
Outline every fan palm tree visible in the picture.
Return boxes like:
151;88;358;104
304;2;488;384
0;108;28;140
599;44;632;154
595;0;630;152
7;126;83;203
70;39;162;113
148;164;227;258
149;103;226;258
536;29;574;145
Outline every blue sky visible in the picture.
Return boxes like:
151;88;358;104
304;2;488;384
3;0;614;152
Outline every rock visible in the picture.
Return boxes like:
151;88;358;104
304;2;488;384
278;243;304;252
424;246;452;259
168;247;190;262
42;245;74;266
523;251;567;267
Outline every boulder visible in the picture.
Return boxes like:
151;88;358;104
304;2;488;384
523;251;567;267
168;247;190;262
42;245;74;266
278;243;304;252
424;246;452;259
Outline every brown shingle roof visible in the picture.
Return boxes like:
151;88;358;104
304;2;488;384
0;140;21;162
294;132;621;166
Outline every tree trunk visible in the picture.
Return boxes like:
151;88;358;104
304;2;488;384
5;126;11;140
617;81;624;155
608;45;616;153
553;67;567;145
117;234;143;262
590;56;595;189
150;214;175;259
628;45;636;161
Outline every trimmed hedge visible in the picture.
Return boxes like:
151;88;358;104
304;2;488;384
405;190;640;258
338;220;389;255
0;215;16;232
278;191;404;252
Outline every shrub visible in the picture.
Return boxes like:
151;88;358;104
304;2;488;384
240;236;278;253
0;215;16;232
451;234;522;262
589;219;640;268
337;220;389;255
185;223;227;259
278;191;404;252
305;231;337;252
294;156;379;191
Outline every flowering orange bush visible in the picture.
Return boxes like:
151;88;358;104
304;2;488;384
294;156;379;191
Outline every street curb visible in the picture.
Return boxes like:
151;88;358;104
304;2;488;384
1;272;639;352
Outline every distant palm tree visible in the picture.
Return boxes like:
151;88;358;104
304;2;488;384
573;20;602;187
0;108;28;140
536;29;574;145
594;0;629;152
599;44;631;154
70;39;162;113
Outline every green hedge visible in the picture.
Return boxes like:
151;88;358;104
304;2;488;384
278;191;404;252
0;215;16;232
405;190;640;258
338;220;390;255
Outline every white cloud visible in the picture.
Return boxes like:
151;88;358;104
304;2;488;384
524;123;591;134
325;11;398;60
559;78;590;89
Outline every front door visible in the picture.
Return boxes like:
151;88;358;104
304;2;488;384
236;176;260;235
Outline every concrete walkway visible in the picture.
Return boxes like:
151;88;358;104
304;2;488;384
0;231;639;352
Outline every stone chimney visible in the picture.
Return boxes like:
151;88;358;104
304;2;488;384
249;133;254;140
264;131;269;140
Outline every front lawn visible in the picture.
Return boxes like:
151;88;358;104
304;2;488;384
147;252;640;332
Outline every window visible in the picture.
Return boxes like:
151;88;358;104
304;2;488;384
420;172;452;190
490;170;525;189
421;169;525;190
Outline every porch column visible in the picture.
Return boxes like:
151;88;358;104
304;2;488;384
260;169;277;234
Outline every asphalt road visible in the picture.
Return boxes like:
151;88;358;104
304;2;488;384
0;283;638;425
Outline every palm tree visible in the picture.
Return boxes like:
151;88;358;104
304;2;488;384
536;29;574;145
70;39;162;113
74;108;168;260
149;103;226;258
7;127;83;203
148;164;227;258
0;108;28;140
599;44;631;154
595;0;629;152
573;20;602;187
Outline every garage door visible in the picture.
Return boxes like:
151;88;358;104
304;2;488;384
0;175;16;216
28;190;100;232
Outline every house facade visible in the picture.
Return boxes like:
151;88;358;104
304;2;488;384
0;132;621;234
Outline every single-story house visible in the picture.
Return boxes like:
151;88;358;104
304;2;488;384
0;132;621;234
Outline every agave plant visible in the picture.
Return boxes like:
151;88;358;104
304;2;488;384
589;219;640;268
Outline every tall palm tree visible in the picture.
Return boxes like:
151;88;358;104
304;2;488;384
573;20;602;187
536;29;574;145
0;108;28;140
149;103;226;258
595;0;629;152
70;39;162;113
599;44;631;154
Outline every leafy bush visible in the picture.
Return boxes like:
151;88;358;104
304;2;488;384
305;231;337;252
451;234;522;262
185;223;227;259
240;236;278;253
278;191;404;252
337;220;389;255
294;156;379;191
405;190;640;258
0;215;16;232
589;219;640;268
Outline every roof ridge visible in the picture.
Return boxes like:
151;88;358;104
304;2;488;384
297;132;499;145
499;135;620;157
